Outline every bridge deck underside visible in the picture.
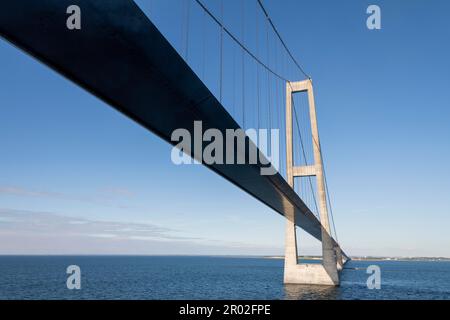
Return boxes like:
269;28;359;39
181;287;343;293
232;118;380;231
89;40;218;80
0;0;339;245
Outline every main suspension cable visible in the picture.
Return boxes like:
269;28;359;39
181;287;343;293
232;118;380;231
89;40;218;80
256;0;310;79
194;0;289;82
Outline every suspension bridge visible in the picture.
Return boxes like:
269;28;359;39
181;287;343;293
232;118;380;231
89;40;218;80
0;0;349;285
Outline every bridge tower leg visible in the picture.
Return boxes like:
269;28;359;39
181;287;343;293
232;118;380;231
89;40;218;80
284;79;340;286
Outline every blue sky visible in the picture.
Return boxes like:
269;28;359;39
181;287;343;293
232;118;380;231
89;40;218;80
0;0;449;257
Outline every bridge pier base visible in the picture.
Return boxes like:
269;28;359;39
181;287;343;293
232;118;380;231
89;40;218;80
283;212;340;286
336;246;344;271
284;264;339;286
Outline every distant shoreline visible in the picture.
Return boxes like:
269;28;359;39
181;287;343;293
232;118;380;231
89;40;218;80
263;255;450;262
0;254;449;261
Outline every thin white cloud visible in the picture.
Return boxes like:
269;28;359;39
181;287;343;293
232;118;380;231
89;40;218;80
97;187;135;197
0;208;283;255
0;186;64;198
0;185;137;210
0;208;186;240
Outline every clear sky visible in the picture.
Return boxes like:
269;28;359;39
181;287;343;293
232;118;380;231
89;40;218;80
0;0;449;257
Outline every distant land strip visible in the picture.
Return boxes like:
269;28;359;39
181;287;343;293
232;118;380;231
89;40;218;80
263;256;450;261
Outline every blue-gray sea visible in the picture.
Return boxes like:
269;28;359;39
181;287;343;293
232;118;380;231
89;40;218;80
0;256;449;300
